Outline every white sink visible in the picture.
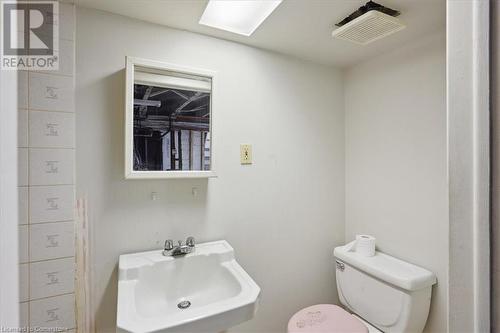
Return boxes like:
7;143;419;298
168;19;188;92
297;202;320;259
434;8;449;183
116;240;261;333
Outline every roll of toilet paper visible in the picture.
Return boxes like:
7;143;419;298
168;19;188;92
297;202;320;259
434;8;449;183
355;234;376;257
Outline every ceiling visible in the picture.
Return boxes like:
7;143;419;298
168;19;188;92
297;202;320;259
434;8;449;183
74;0;446;68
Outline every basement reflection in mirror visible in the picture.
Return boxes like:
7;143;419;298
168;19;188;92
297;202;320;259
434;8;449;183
125;57;215;179
134;84;211;171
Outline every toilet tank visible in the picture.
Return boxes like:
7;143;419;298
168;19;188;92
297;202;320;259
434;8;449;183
333;242;436;333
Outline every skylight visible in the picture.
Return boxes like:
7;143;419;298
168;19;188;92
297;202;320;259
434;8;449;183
199;0;283;36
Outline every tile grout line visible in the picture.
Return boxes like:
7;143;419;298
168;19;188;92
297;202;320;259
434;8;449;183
26;255;75;265
29;70;73;79
29;291;76;303
28;147;75;150
69;5;78;331
24;108;74;114
23;184;75;187
67;3;78;329
27;58;31;329
30;220;75;226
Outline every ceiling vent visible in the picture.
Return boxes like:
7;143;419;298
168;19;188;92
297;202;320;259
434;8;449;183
332;1;405;45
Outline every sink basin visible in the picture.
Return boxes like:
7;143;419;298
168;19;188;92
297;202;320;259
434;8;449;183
116;240;261;333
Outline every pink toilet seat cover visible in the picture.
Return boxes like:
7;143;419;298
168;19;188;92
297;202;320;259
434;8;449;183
287;304;368;333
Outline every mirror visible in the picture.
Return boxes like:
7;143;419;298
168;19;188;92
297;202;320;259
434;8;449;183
125;57;216;179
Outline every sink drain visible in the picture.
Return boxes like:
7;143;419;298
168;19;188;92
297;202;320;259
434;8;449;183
177;300;191;309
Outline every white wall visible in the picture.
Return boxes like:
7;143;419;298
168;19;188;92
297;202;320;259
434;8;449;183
447;1;490;331
493;1;500;330
344;32;447;333
75;8;345;333
0;60;19;331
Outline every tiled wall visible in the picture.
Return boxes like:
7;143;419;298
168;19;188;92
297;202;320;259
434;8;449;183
18;2;76;331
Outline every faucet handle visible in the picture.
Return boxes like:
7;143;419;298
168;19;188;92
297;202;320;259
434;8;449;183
186;236;195;247
164;239;174;251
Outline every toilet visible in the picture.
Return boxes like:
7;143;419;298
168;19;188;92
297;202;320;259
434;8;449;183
288;241;437;333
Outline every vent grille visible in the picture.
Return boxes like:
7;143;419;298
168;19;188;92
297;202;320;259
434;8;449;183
332;10;405;45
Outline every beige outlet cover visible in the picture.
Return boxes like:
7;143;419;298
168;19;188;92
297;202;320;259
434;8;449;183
240;144;252;164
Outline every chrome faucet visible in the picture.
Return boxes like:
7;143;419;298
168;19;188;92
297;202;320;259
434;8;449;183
163;237;196;257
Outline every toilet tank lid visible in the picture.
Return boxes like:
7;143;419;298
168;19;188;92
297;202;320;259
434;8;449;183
333;241;437;291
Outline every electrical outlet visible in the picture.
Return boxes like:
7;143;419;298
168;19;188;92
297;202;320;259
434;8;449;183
240;144;252;164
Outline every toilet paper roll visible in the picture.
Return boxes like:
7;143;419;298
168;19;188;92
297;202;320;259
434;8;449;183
355;234;376;257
